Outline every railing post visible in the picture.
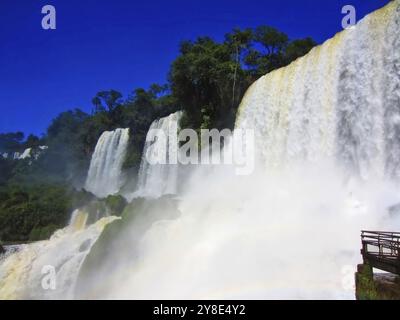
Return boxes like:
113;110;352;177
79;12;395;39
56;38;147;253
397;237;400;261
361;232;368;264
378;233;382;257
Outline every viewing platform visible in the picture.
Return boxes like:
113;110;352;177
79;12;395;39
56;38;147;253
355;231;400;300
361;231;400;275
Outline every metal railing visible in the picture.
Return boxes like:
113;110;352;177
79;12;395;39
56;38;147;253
361;230;400;275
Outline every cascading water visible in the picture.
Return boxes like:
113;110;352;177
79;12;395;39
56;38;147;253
1;2;400;300
85;128;129;198
0;128;128;300
134;111;182;198
74;2;400;299
236;1;400;180
69;209;89;231
0;211;117;299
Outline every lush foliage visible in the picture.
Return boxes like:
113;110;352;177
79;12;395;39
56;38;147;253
170;27;316;131
0;25;316;242
0;184;93;242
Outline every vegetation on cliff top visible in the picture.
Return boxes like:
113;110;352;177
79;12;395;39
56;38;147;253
0;25;316;242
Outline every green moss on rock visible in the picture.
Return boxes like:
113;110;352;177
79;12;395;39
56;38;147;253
356;264;400;300
29;224;59;241
355;264;378;300
104;195;127;216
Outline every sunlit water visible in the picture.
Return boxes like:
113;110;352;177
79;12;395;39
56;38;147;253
85;128;129;198
0;0;399;299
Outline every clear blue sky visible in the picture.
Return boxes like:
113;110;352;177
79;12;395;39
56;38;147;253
0;0;391;137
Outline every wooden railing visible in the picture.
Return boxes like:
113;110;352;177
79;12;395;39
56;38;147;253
361;230;400;275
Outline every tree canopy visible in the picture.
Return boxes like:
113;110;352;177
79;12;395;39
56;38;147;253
170;25;316;131
0;24;316;242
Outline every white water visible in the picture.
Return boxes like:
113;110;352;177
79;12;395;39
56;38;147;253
1;1;400;300
85;128;129;198
91;1;400;299
98;167;398;299
69;209;89;231
0;212;117;299
1;146;48;161
236;1;400;179
0;245;23;261
134;111;182;198
19;148;32;159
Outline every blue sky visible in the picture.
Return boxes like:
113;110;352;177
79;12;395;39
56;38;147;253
0;0;391;136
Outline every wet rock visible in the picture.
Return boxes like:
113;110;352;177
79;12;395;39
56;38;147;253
79;239;92;252
355;264;400;300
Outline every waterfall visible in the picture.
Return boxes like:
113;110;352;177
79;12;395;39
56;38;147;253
18;148;32;159
1;2;399;300
69;209;89;231
236;0;400;180
85;128;130;198
0;215;117;299
77;2;400;299
134;111;182;198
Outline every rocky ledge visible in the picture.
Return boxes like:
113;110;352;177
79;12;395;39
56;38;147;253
356;264;400;300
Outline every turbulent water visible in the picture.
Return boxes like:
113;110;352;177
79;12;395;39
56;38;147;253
85;128;129;198
0;212;117;299
236;1;400;179
134;111;182;198
1;1;400;300
96;1;400;299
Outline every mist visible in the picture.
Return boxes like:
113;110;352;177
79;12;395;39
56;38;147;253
69;158;399;299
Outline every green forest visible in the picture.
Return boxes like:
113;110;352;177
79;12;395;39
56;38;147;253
0;26;316;243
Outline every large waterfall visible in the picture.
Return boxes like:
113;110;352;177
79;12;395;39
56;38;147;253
1;2;400;300
236;1;400;180
85;128;130;198
83;2;399;299
134;111;182;198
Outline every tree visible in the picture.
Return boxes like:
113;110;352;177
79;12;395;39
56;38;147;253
92;90;123;114
47;109;88;140
170;37;248;131
25;134;41;149
0;24;318;242
254;25;289;56
285;37;317;63
170;28;316;132
244;27;316;78
35;109;92;184
0;158;15;186
0;132;24;153
225;28;253;108
149;83;168;98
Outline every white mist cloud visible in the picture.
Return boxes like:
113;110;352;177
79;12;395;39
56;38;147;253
101;161;400;299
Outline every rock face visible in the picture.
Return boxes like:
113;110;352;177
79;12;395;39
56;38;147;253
355;264;400;300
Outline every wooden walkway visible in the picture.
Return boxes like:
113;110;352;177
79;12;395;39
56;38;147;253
361;231;400;275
